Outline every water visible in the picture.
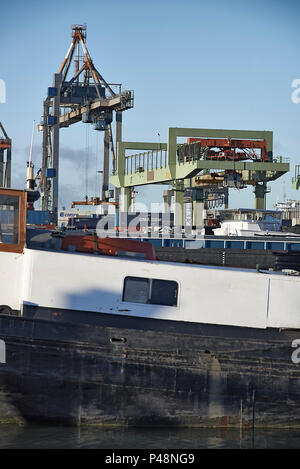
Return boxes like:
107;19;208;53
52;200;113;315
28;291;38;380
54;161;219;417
0;425;300;449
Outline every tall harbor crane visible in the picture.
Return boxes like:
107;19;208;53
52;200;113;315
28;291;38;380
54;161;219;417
39;24;134;219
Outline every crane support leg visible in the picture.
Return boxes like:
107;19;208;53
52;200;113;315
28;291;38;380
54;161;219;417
254;182;267;210
174;188;184;229
0;150;3;187
5;148;11;188
102;129;110;203
119;187;131;212
52;73;62;220
192;189;204;231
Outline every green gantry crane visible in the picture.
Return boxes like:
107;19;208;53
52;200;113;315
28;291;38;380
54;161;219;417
110;127;290;227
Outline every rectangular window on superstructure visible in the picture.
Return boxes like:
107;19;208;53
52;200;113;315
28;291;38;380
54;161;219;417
123;276;178;307
0;189;26;254
0;194;19;244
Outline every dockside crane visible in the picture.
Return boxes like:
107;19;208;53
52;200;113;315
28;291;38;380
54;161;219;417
39;24;134;220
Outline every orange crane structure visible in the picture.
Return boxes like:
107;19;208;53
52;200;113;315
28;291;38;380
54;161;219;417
180;136;269;163
0;122;11;188
71;196;118;208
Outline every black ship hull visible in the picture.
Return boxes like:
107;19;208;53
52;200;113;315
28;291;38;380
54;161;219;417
0;307;300;427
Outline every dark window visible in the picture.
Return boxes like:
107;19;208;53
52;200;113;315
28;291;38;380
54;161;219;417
0;194;19;244
123;276;178;307
122;277;149;304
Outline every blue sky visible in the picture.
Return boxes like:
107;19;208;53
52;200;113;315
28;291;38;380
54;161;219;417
1;0;300;210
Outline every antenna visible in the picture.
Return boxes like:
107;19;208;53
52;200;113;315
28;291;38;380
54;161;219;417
27;120;36;190
29;120;35;164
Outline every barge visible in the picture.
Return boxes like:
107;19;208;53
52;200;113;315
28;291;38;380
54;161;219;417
1;188;300;427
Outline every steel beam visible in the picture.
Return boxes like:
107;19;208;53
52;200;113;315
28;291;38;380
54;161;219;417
52;73;62;219
41;99;51;211
102;129;110;201
5;148;11;188
0;150;3;187
59;93;133;128
114;111;123;210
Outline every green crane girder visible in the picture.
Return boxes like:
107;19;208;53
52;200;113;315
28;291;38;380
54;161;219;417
110;127;289;189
